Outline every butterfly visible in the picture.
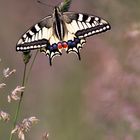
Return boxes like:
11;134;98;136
16;6;111;65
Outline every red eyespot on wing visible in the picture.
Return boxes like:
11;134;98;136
58;43;63;49
63;42;68;49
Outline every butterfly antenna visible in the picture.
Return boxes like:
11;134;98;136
37;0;54;9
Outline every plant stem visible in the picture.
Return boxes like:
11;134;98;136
9;63;27;140
25;50;39;85
9;51;38;140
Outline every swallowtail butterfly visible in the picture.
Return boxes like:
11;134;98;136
16;6;111;65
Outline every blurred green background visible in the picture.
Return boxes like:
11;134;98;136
1;0;140;139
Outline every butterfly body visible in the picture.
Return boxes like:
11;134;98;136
16;6;111;65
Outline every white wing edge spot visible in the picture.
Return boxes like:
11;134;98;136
29;30;34;36
17;47;20;50
106;25;110;29
95;17;99;21
88;32;92;36
34;46;37;49
23;34;27;38
99;29;103;32
78;14;83;21
103;27;106;30
84;33;88;37
35;24;40;32
30;46;34;49
86;17;91;23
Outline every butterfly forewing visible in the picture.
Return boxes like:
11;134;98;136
16;16;53;51
63;12;111;38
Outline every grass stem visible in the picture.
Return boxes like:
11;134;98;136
9;63;27;140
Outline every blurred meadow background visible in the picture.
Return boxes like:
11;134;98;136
1;0;140;139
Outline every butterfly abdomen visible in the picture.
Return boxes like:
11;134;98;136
54;7;65;41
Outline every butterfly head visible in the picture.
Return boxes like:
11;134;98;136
53;6;62;17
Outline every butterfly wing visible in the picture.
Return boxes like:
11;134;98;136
63;12;111;56
63;12;111;37
16;11;111;65
16;15;62;65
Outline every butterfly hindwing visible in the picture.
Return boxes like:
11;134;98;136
64;37;86;60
